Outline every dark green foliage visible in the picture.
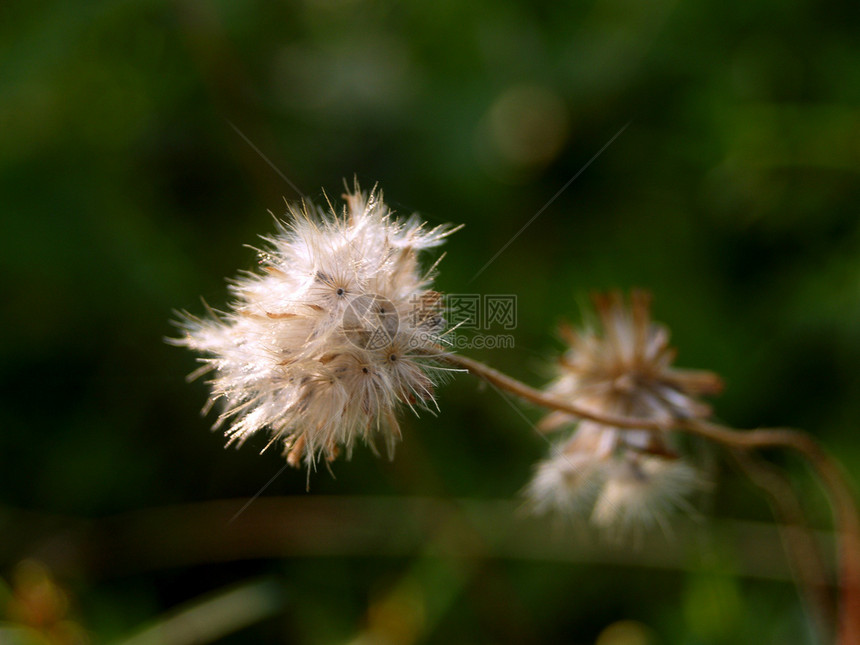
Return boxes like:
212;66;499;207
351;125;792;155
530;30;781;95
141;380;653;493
1;0;858;642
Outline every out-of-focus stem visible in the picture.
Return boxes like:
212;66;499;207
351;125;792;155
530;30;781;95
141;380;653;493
731;449;834;642
441;353;668;430
685;421;860;645
445;352;860;645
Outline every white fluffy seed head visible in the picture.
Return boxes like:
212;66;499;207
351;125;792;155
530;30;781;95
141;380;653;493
171;186;460;468
590;455;704;535
527;437;704;537
526;291;719;533
526;449;605;516
540;291;723;442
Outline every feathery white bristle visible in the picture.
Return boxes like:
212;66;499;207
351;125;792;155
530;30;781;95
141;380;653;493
171;186;458;468
526;292;720;532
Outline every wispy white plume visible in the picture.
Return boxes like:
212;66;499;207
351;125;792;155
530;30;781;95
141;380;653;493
526;291;721;532
170;185;460;468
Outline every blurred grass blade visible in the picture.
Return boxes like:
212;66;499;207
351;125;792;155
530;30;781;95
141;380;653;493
113;578;285;645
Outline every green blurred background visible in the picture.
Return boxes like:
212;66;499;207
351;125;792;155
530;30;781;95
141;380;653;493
3;0;860;643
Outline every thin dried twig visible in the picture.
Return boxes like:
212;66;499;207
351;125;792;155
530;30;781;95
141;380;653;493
731;448;834;643
443;352;860;645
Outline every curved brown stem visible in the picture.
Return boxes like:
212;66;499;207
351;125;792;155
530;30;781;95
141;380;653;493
445;352;860;645
730;448;834;642
684;421;860;645
441;353;669;430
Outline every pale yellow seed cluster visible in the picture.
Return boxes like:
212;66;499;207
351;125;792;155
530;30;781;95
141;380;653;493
172;188;459;467
526;291;723;532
